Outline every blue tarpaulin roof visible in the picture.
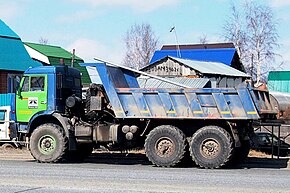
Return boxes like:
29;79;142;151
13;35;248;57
0;19;41;71
150;48;236;66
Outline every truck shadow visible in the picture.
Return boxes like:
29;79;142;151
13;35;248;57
84;152;152;165
236;157;290;169
84;152;290;169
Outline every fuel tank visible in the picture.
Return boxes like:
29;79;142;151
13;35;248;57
270;91;290;123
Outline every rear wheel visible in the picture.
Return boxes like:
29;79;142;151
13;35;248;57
29;123;68;163
145;125;186;167
190;126;234;168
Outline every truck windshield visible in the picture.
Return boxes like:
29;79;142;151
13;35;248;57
21;76;45;92
30;76;45;91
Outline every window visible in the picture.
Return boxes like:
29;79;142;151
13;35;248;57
0;110;5;121
8;74;22;93
21;77;29;92
74;78;81;87
30;77;45;91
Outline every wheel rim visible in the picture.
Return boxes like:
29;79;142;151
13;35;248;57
200;138;220;159
155;137;175;158
38;135;56;155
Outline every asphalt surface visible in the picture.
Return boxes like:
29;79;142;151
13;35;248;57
0;151;290;193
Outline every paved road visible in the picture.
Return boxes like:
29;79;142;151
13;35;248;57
0;153;290;193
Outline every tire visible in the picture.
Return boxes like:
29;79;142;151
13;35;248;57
29;123;68;163
190;126;234;169
145;125;186;167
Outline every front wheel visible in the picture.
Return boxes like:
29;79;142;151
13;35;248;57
145;125;186;167
29;123;68;163
190;126;234;168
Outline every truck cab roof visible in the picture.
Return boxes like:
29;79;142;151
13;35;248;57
24;65;81;78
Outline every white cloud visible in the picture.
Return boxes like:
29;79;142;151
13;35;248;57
67;0;179;12
0;2;24;21
57;10;98;23
67;38;126;83
271;0;290;7
66;38;124;63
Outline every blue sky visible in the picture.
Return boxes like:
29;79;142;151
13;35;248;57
1;0;290;69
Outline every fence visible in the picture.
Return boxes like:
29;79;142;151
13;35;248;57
0;93;14;106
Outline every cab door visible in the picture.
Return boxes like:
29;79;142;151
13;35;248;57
16;75;48;123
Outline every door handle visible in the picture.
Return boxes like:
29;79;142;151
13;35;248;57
41;101;47;104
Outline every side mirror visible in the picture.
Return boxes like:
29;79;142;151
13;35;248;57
16;89;22;99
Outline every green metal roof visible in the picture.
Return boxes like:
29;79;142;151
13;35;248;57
0;19;41;71
24;42;83;60
268;71;290;81
24;42;91;84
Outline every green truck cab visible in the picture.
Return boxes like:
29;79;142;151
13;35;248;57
14;66;83;159
16;75;48;122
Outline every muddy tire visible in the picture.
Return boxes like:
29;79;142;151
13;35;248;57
29;123;68;163
190;126;234;168
145;125;186;167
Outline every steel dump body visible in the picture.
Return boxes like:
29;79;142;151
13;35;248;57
93;63;275;120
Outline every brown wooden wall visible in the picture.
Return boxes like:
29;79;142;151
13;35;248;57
0;71;8;94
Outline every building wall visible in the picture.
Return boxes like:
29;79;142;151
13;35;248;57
268;80;290;93
144;58;210;77
144;58;185;77
268;71;290;93
0;70;22;94
143;58;244;88
0;71;8;93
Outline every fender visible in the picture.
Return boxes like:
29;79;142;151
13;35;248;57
27;111;77;150
27;111;70;137
26;110;53;132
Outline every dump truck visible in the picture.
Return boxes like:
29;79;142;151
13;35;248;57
12;63;277;168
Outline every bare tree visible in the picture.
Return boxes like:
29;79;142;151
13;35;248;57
223;4;247;61
123;23;158;70
223;2;281;82
39;37;48;45
199;34;209;44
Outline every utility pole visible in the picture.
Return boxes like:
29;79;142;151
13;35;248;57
170;26;181;58
71;49;75;68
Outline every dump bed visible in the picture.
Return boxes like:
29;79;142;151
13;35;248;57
88;63;276;120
